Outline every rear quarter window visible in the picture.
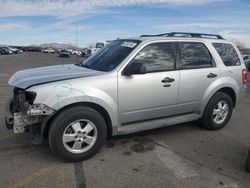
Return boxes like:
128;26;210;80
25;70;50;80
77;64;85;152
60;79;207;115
212;43;241;66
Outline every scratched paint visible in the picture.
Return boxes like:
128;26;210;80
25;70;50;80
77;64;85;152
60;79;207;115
53;82;93;104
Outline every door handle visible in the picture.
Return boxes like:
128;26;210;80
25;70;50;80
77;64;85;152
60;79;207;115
207;73;217;78
163;84;171;87
162;77;175;83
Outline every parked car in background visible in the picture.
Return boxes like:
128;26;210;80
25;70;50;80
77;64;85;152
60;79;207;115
59;49;71;58
0;48;5;55
42;48;56;53
0;47;13;55
0;47;7;55
48;48;56;53
67;49;73;54
20;46;42;52
57;49;62;53
88;41;108;55
81;48;88;57
8;47;23;54
71;50;82;56
3;47;14;54
243;55;250;71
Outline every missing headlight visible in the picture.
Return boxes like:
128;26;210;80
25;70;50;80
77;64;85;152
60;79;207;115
25;91;37;105
13;88;37;113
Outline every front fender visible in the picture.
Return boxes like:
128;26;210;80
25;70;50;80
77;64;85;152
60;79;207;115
28;82;119;128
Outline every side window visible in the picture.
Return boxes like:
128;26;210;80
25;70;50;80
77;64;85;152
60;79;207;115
131;42;175;73
212;43;241;66
179;42;213;69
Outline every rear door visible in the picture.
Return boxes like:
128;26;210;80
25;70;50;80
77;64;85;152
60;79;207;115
176;41;220;114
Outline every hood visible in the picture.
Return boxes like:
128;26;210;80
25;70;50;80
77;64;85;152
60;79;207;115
9;64;104;89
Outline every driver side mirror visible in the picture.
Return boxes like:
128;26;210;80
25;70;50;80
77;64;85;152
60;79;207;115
123;61;147;76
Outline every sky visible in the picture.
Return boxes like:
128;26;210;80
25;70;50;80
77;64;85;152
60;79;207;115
0;0;250;47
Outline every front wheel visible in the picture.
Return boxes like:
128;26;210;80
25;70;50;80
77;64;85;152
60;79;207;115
201;92;233;130
49;106;107;162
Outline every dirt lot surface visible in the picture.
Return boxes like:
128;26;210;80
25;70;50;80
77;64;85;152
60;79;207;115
0;52;250;188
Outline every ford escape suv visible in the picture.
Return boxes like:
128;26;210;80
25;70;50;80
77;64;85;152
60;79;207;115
5;32;247;162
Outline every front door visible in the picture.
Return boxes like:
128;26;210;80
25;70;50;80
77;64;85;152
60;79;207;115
118;42;180;124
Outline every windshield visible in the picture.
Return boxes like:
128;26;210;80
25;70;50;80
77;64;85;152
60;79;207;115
82;40;141;72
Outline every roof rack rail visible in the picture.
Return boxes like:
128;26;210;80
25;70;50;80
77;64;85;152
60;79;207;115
140;32;224;39
140;33;168;37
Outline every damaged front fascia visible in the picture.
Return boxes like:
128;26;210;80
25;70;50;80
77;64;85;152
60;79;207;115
14;103;55;134
27;104;55;116
12;87;56;133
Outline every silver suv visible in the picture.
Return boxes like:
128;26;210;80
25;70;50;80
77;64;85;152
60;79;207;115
5;32;248;162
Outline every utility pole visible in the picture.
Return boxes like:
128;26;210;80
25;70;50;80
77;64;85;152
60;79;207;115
75;23;78;63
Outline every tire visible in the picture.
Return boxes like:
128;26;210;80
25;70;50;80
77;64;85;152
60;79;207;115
246;149;250;172
201;92;233;130
49;106;107;162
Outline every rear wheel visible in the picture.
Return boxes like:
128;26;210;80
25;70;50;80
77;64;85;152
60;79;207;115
49;106;107;162
201;92;233;130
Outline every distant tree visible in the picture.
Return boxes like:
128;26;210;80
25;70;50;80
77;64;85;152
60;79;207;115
228;38;246;49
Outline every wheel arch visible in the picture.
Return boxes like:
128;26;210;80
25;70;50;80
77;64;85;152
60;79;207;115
216;87;236;107
41;102;113;139
200;86;237;117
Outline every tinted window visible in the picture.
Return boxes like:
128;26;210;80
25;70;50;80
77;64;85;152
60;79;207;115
131;42;175;73
212;43;241;66
180;42;213;69
82;40;140;72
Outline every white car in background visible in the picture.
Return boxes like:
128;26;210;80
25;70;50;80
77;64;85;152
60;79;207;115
71;50;82;56
8;47;23;54
42;48;56;53
88;41;108;55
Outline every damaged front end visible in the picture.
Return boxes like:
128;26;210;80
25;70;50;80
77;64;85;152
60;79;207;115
5;87;55;134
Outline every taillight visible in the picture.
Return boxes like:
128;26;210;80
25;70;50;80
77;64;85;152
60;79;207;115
242;69;247;85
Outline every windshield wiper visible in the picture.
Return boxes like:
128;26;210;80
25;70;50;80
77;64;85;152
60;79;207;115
81;64;89;68
74;63;81;67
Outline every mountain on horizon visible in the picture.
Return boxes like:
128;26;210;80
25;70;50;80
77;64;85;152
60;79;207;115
0;43;83;49
32;43;80;49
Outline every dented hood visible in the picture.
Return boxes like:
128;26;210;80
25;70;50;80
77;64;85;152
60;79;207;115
9;64;103;89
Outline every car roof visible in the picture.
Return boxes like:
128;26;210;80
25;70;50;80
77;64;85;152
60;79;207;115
122;36;231;44
120;32;232;44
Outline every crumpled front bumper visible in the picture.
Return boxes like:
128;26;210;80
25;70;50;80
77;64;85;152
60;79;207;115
5;96;54;134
